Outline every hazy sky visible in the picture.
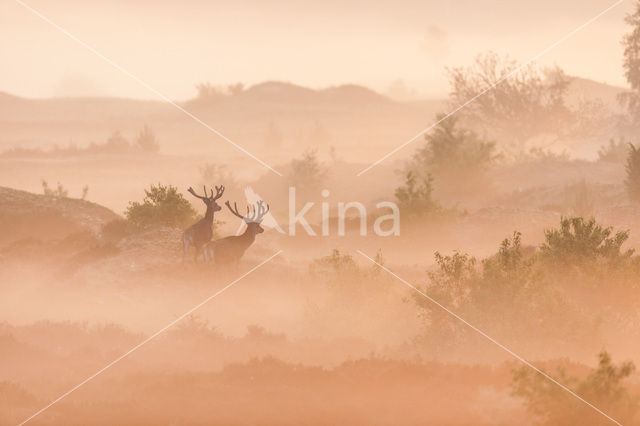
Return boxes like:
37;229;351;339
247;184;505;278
0;0;633;100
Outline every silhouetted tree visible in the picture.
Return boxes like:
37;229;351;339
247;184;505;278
414;115;495;177
402;115;495;199
620;1;640;125
287;149;327;193
626;143;640;202
598;138;630;163
447;52;603;150
103;131;131;153
136;125;159;153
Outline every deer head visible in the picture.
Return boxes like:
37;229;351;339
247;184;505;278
225;200;270;234
187;185;225;212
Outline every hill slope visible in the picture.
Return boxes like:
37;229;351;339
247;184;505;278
0;186;119;245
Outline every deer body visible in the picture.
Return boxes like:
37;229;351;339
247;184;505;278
182;185;224;262
204;200;268;267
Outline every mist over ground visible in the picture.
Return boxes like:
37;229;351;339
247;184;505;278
3;1;640;425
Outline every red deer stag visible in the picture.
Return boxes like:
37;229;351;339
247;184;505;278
203;200;269;267
182;185;224;262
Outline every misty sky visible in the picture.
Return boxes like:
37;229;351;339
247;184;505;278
0;0;633;100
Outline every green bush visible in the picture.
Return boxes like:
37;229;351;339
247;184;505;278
125;184;197;229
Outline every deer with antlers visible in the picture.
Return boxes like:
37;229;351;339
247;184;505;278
182;185;224;262
203;200;269;267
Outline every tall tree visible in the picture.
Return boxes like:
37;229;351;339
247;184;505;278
621;1;640;126
447;52;604;152
626;144;640;203
447;53;570;147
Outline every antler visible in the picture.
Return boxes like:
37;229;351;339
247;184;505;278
188;185;225;201
187;186;208;200
225;200;269;223
212;185;225;201
226;200;251;221
254;200;270;223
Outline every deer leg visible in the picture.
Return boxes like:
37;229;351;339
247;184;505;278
204;245;215;264
182;236;189;263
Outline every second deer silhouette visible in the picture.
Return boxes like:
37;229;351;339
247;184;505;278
203;200;269;267
182;185;224;262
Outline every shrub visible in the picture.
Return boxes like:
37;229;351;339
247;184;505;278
540;217;634;268
475;231;536;300
417;232;538;322
310;249;358;276
598;138;630;163
402;115;496;202
124;184;197;229
287;149;328;193
136;125;159;153
518;146;570;163
512;351;638;425
199;163;238;192
626;143;640;203
422;251;478;309
42;180;68;198
310;249;390;294
413;115;495;178
394;171;441;220
413;226;597;354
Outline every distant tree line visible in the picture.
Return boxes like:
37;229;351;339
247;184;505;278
1;125;159;158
